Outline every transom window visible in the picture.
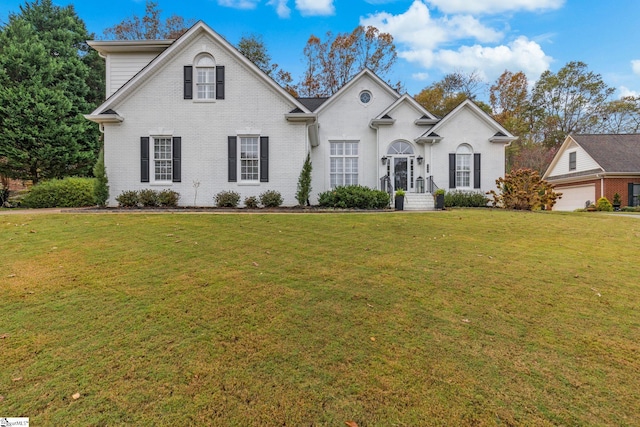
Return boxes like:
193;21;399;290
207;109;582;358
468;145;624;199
330;141;358;188
387;141;414;155
240;136;259;181
196;55;215;100
456;144;472;188
154;137;172;181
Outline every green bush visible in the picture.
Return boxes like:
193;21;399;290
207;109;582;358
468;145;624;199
215;190;240;208
158;190;179;207
318;185;390;209
22;177;95;208
138;189;159;207
444;190;489;208
259;190;283;208
244;196;259;209
116;190;139;208
621;206;640;212
596;197;613;212
93;148;109;207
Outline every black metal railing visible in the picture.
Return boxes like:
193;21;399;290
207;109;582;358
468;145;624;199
425;176;440;194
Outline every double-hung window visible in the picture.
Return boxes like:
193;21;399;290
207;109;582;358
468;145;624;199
330;141;358;188
569;152;576;171
455;145;472;188
196;55;215;100
240;136;259;181
153;137;172;182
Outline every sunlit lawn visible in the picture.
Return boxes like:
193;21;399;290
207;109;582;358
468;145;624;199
1;210;639;425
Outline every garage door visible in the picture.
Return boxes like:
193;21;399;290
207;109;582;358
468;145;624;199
553;184;596;211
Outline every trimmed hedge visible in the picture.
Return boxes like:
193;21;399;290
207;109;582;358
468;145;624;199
22;177;95;208
259;190;283;208
215;190;240;208
444;190;489;208
318;185;390;209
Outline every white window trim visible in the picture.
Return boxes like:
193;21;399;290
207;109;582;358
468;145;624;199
455;145;472;189
329;140;360;188
151;135;173;184
238;135;260;183
194;54;216;102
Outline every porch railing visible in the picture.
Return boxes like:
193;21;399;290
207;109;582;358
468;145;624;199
425;176;440;194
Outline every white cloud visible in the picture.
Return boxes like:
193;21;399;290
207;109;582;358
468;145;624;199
295;0;335;16
426;0;565;14
217;0;261;9
412;72;431;80
632;60;640;76
361;0;553;84
267;0;291;18
619;86;639;98
432;36;552;81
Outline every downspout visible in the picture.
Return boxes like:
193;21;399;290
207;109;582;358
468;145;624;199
369;121;381;189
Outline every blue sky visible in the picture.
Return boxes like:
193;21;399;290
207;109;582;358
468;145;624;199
2;0;639;99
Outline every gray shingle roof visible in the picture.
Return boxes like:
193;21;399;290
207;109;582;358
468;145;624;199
296;97;329;112
573;134;640;172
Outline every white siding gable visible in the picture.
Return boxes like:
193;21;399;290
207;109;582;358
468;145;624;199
545;139;601;177
107;52;159;98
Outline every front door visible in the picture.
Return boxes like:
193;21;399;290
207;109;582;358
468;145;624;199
394;157;408;191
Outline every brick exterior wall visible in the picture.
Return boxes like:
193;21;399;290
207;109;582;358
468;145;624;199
555;177;640;207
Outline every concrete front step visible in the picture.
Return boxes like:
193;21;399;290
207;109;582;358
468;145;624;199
402;193;435;211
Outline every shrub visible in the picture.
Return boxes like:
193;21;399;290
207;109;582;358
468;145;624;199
22;177;95;208
116;190;139;208
244;196;259;209
444;190;489;208
296;152;312;206
138;189;159;207
260;190;283;208
93;148;109;207
621;206;640;212
318;185;390;209
487;168;561;210
215;190;240;208
157;190;179;207
596;197;613;212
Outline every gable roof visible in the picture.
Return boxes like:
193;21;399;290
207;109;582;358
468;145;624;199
571;134;640;172
313;68;400;115
418;99;516;143
87;21;309;118
295;97;329;112
373;94;438;123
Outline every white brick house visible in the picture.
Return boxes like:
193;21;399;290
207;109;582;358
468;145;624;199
85;21;516;208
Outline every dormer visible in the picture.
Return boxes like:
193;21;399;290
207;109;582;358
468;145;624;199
87;39;174;98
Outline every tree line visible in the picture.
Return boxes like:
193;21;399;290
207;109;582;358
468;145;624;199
1;0;638;184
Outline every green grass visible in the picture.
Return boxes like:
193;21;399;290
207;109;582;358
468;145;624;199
1;210;639;425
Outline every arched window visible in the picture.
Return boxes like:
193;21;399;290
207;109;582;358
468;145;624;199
456;144;472;188
195;54;215;100
387;141;414;155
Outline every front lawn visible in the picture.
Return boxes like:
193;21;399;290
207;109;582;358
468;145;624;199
1;210;639;425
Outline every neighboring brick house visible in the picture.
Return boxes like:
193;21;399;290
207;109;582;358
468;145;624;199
84;21;516;208
543;134;640;210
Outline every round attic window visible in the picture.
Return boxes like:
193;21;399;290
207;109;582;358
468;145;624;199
359;90;372;104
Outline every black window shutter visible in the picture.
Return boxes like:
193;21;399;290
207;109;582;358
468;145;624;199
474;153;481;189
216;66;225;100
184;66;193;99
228;136;237;182
629;183;634;206
141;137;150;182
260;136;269;182
172;137;181;182
449;153;456;189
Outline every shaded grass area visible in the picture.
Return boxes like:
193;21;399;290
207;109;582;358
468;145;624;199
1;210;639;425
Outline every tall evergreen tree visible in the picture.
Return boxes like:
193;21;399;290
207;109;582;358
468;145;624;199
0;0;102;183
